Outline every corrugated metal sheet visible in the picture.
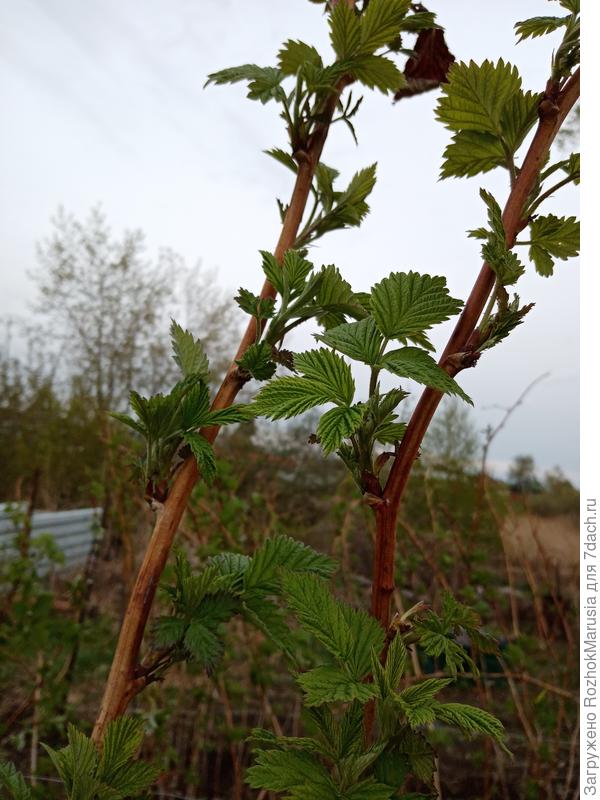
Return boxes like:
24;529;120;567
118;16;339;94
0;503;102;573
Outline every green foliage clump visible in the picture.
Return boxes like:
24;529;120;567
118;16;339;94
1;717;159;800
244;256;470;493
151;534;336;675
112;320;253;497
433;10;580;354
245;573;505;799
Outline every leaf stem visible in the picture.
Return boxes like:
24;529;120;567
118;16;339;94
525;173;578;216
369;366;381;398
478;284;499;333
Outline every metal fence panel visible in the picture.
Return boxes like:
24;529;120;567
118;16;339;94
0;503;102;573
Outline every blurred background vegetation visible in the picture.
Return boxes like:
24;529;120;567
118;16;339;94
0;210;578;799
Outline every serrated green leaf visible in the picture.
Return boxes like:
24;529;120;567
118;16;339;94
265;147;298;174
435;703;506;746
236;341;276;381
413;617;476;677
197;592;239;630
374;729;435;786
178;381;210;431
552;15;580;79
244;534;336;593
283;249;314;295
315;163;378;243
44;724;99;799
400;677;453;707
385;634;408;694
303;62;348;93
253;376;335;420
329;1;361;59
350;54;405;94
166;556;236;619
260;250;285;294
315;265;359;328
565;151;580;184
500;89;540;152
104;760;160;798
152;616;187;647
473;190;526;285
0;762;32;800
208;551;251;582
343;163;378;209
515;14;570;42
358;0;411;55
468;227;490;240
97;717;145;786
205;64;285;103
109;412;146;436
305;703;364;763
376;387;409;419
183;619;222;667
282;572;384;680
340;743;388;787
528;247;554;277
479;188;505;239
440;130;505;179
371;271;463;340
344;778;395;800
205;404;254;426
183;432;217;484
294;349;355;406
278;40;322;75
527;214;580;276
170;320;210;380
436;59;522;136
127;391;151;430
235;287;276;320
242;596;294;657
246;68;286;103
441;87;535;179
374;421;407;445
482;239;525;286
205;64;264;86
440;591;482;629
297;665;378;706
315;317;384;365
247;728;320;753
282;572;347;654
315;163;340;212
353;291;371;309
246;749;336;796
399;684;453;728
381;347;471;403
399;10;439;32
317;405;365;455
373;748;411;793
136;389;179;441
479;295;534;351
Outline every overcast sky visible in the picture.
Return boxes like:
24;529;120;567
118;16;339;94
0;0;579;483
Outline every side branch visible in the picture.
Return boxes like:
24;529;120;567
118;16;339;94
369;68;580;629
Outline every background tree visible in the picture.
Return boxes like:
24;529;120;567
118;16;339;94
508;454;542;494
34;207;174;411
1;208;239;506
33;207;240;413
424;399;480;474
